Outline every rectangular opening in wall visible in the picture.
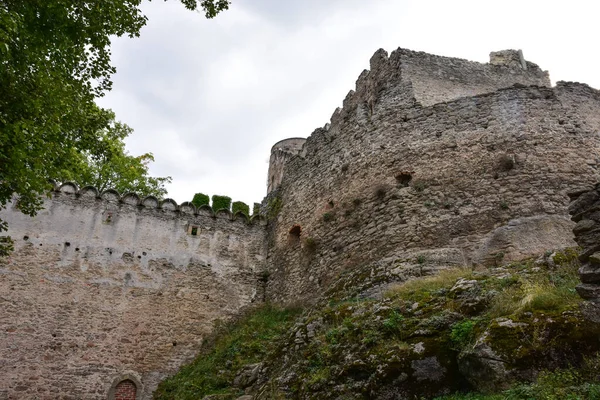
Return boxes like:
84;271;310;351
187;224;200;236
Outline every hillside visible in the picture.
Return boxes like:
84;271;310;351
154;248;600;399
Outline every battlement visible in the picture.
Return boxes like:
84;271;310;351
51;181;266;224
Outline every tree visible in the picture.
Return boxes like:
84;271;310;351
58;110;172;197
0;0;229;250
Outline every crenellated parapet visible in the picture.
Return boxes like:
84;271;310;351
52;181;266;225
0;181;269;399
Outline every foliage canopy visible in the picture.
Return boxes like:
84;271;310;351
57;110;172;197
0;0;229;239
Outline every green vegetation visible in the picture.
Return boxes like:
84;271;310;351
267;196;283;220
322;212;335;222
232;201;250;216
57;112;172;197
212;195;232;212
0;0;229;244
191;193;210;208
412;180;427;192
154;304;302;400
304;237;318;253
155;249;597;399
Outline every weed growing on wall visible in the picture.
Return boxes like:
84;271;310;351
267;196;282;220
322;212;335;222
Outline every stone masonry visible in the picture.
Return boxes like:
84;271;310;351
2;46;600;399
0;183;267;399
265;48;600;303
568;184;600;306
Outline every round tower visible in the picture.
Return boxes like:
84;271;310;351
267;138;306;194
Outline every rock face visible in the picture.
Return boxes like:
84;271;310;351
568;184;600;320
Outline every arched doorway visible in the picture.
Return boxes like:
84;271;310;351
114;380;136;400
108;373;142;400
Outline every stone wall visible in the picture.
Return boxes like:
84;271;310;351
267;138;307;193
398;48;550;107
0;183;267;399
568;184;600;310
265;48;600;304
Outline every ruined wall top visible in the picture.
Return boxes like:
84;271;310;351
267;138;307;193
326;47;551;131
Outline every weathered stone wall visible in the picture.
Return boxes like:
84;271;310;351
266;49;600;304
568;184;600;308
267;138;307;193
399;48;550;106
0;184;267;399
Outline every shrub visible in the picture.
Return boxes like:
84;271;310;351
232;201;250;216
211;195;232;212
450;319;476;349
252;203;261;216
191;192;210;208
412;181;427;192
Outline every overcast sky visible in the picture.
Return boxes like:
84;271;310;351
96;0;600;207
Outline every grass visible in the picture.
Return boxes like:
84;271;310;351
487;262;580;318
153;304;302;400
153;249;588;399
385;267;474;302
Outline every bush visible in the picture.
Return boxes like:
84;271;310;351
232;201;250;216
191;192;210;208
252;202;261;216
450;320;476;349
212;195;232;212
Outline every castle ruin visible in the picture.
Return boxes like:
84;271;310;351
1;47;600;399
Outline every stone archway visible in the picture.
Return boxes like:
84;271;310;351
107;373;143;400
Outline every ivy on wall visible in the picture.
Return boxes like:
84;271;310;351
212;195;232;212
191;193;210;208
232;201;250;216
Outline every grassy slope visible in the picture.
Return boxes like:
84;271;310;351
154;249;600;399
153;304;302;400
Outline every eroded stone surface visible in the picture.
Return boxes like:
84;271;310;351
0;193;266;399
